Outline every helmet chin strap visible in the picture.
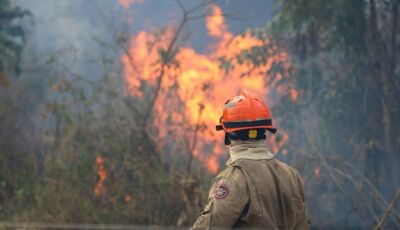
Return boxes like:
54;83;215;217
224;134;231;145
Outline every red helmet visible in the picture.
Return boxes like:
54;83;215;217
216;91;277;134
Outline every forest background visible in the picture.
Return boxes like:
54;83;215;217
1;0;399;229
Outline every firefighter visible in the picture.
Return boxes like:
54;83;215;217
191;91;310;229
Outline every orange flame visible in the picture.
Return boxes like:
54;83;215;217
121;4;296;174
94;155;107;197
290;88;299;102
206;4;230;39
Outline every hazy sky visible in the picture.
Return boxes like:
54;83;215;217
14;0;276;85
16;0;276;54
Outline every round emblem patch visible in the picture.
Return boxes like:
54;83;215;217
214;183;229;199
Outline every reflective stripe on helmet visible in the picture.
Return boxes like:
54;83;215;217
223;119;272;129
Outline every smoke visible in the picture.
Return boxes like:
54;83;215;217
13;0;277;134
24;1;85;49
15;0;276;62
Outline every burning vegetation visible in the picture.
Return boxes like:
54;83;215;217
94;155;107;197
120;3;295;174
3;0;398;228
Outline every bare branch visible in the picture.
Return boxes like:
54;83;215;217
174;0;186;14
142;0;213;129
186;0;213;15
186;103;204;173
374;191;400;230
143;15;186;129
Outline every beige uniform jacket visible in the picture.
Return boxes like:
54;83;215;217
191;145;309;229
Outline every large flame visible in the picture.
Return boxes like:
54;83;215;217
120;4;295;174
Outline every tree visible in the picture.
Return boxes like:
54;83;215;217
238;0;400;228
0;0;31;218
0;0;30;77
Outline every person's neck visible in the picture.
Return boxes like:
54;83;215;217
227;140;274;165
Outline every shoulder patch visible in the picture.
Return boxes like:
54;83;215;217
214;181;229;199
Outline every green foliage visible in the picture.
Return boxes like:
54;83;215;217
239;0;400;228
270;0;367;56
0;61;207;226
0;0;31;74
0;3;42;211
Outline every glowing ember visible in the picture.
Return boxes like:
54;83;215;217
120;4;296;174
124;195;133;203
94;155;107;197
314;167;321;179
117;0;144;9
290;88;299;102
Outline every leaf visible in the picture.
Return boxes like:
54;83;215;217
218;57;233;73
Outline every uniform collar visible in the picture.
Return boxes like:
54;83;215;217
227;140;274;165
